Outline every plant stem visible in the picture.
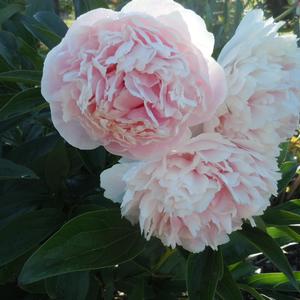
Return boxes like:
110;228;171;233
274;1;299;22
153;248;176;272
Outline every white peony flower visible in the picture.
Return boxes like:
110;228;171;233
100;133;280;252
204;9;300;156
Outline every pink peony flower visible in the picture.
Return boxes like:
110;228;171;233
100;133;280;252
41;0;226;159
204;10;300;156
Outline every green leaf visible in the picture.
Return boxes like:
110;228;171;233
0;3;23;25
288;225;300;236
0;158;38;180
77;147;107;175
238;284;265;300
240;224;300;292
262;290;300;300
245;272;300;292
45;272;90;300
21;15;61;49
0;87;44;120
0;190;51;228
234;0;244;28
0;208;63;266
19;209;145;285
0;252;30;285
0;113;28;134
157;278;186;299
272;199;300;215
2;10;36;44
221;231;258;264
73;0;108;17
101;268;115;300
229;261;256;281
34;11;68;38
0;70;41;84
278;142;290;167
281;226;300;242
253;216;267;231
263;209;300;226
16;36;43;69
20;278;47;294
25;0;55;16
85;274;101;300
217;266;243;300
278;161;298;192
266;227;297;245
0;30;20;68
128;277;144;300
154;248;185;276
186;248;223;300
45;141;70;192
7;133;59;165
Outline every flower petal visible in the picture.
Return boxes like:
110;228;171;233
122;0;214;56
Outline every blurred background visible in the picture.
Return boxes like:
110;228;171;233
56;0;300;49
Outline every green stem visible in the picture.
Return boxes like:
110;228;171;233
274;1;298;22
153;248;176;271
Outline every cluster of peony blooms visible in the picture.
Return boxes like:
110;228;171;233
41;0;300;252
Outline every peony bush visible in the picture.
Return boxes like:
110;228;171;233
0;0;300;299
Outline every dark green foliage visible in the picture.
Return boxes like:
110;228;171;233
0;0;299;299
186;248;223;300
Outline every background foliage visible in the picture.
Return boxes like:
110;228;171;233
0;0;299;299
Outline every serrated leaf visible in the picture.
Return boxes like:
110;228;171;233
240;224;300;292
19;209;145;285
186;248;223;300
0;208;63;266
0;158;38;180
